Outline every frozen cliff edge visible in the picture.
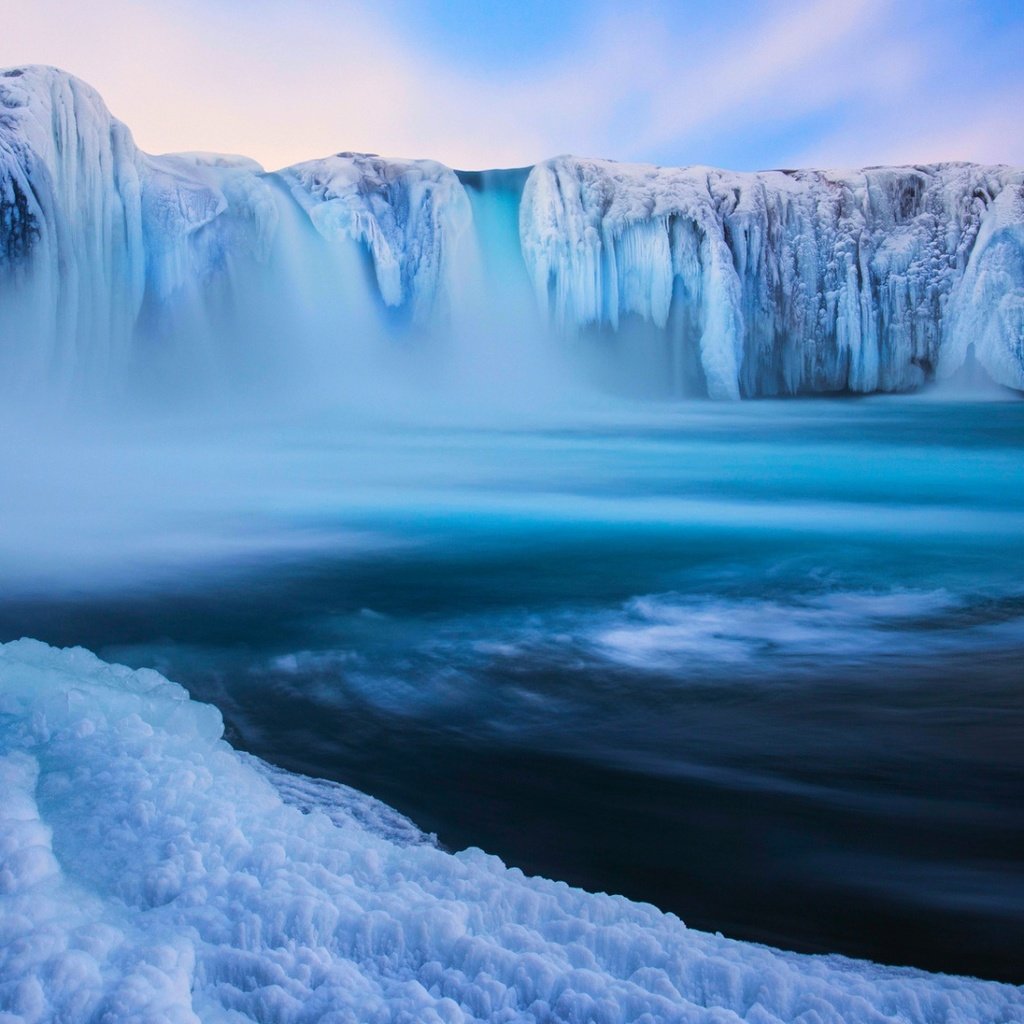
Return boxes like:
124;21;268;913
2;65;1024;399
2;637;1022;1023
0;66;466;397
521;157;1024;398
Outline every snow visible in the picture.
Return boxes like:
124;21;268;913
1;638;1021;1023
2;65;1024;400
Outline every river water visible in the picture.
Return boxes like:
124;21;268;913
2;395;1021;981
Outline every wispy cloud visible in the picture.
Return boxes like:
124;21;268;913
3;0;1022;170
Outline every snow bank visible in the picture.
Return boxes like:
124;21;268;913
1;638;1020;1023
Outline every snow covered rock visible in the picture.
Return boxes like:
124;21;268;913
282;153;474;324
1;638;1022;1023
520;157;1024;397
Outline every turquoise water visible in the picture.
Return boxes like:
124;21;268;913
2;396;1022;980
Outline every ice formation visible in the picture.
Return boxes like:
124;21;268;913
2;64;1024;399
520;158;1024;398
282;153;474;324
1;638;1021;1023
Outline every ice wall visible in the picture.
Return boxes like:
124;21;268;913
520;158;1024;398
2;65;1024;401
0;67;473;403
2;638;1022;1023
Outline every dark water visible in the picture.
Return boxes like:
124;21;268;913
2;398;1023;982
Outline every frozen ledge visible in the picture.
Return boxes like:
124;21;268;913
1;638;1021;1023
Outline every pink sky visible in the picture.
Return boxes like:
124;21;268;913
5;0;1023;171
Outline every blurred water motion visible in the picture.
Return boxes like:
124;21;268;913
1;396;1022;981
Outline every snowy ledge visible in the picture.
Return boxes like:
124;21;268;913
0;639;1021;1023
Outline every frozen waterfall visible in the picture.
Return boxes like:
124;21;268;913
2;65;1023;403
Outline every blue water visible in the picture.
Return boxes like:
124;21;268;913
2;396;1022;981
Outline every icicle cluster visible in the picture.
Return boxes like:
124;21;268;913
2;66;1023;398
520;157;1024;397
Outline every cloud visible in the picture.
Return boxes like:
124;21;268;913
3;0;472;166
3;0;1022;170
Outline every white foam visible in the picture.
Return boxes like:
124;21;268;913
592;589;965;671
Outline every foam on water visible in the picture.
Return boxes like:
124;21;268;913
590;588;1008;671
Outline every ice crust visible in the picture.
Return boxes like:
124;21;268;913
2;65;1024;398
1;638;1022;1023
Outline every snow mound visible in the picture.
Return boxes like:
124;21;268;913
1;638;1020;1023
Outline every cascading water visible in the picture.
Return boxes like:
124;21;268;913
3;65;1023;408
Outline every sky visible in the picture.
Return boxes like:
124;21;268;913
4;0;1024;171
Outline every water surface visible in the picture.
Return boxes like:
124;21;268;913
2;397;1022;982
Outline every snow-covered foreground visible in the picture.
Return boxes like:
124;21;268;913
1;640;1020;1023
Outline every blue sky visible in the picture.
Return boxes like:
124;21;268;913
5;0;1024;170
